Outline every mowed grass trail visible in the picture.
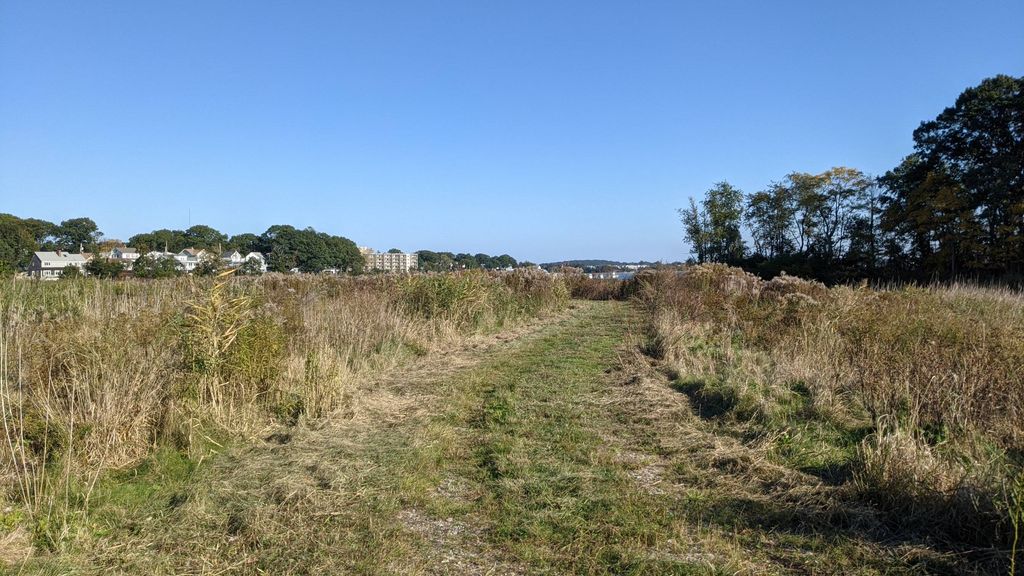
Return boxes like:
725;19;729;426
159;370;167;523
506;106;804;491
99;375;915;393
405;301;956;575
49;301;681;575
429;300;682;574
24;300;972;575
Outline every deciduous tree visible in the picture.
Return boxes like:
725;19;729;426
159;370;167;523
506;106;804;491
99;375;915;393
56;217;101;252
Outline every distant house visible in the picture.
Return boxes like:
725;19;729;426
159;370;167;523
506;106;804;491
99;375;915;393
243;252;267;273
175;248;208;272
28;251;89;280
146;250;176;260
221;250;267;273
100;246;140;270
221;250;244;266
111;246;139;261
585;271;634;280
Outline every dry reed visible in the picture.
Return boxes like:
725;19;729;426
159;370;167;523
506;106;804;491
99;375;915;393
632;265;1024;551
0;270;568;552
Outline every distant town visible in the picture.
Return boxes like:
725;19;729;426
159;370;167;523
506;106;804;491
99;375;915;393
23;245;658;281
2;213;663;280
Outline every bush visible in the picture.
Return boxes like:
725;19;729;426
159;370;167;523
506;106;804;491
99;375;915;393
193;258;224;277
84;258;125;279
400;271;492;329
236;258;264;276
133;254;183;278
399;269;566;332
60;265;82;279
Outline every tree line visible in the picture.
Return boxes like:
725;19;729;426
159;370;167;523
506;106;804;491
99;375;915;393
415;251;519;271
681;75;1023;283
0;218;365;276
127;224;366;274
0;216;102;274
0;216;529;277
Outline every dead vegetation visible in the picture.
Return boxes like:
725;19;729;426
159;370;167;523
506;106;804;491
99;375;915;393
66;301;568;574
4;264;1023;574
0;270;568;563
560;271;628;301
630;264;1024;573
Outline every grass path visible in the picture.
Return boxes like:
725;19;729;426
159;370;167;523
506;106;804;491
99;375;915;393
28;300;977;574
62;300;677;575
425;299;681;574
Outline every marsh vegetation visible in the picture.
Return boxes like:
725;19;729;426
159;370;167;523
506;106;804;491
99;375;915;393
0;268;1021;574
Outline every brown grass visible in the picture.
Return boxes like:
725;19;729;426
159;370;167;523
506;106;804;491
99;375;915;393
0;269;568;555
560;272;626;301
631;264;1024;555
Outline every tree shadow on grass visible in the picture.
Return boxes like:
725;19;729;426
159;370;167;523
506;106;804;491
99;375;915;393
664;378;1006;574
670;378;735;420
697;493;998;575
799;461;854;487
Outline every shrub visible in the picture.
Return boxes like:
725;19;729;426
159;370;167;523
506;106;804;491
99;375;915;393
132;254;182;278
400;271;492;329
399;269;566;333
60;265;81;279
84;258;125;279
193;257;224;277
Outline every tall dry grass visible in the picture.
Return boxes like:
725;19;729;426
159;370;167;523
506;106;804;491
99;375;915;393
559;272;627;301
632;264;1024;552
0;269;567;550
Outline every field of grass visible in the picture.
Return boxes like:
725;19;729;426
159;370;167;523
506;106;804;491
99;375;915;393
633;265;1024;574
0;270;568;565
1;267;1022;574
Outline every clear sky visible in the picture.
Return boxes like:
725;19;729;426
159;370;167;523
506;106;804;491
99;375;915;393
2;1;1022;262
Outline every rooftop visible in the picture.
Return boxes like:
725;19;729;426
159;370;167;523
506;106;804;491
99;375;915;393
34;251;88;263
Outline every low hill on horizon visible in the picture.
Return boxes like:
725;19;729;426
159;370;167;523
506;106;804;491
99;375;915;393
540;259;668;270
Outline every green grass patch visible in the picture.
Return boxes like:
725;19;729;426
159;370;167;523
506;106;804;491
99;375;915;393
420;302;715;574
87;446;198;535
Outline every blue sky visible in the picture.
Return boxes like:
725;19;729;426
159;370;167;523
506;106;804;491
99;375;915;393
2;1;1022;262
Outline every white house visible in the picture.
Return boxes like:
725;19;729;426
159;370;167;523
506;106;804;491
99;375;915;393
99;246;141;270
221;250;267;273
243;252;267;273
220;250;244;266
110;246;140;261
175;248;208;272
28;251;89;280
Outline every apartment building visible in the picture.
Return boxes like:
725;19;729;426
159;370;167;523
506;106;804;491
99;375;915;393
362;248;418;273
